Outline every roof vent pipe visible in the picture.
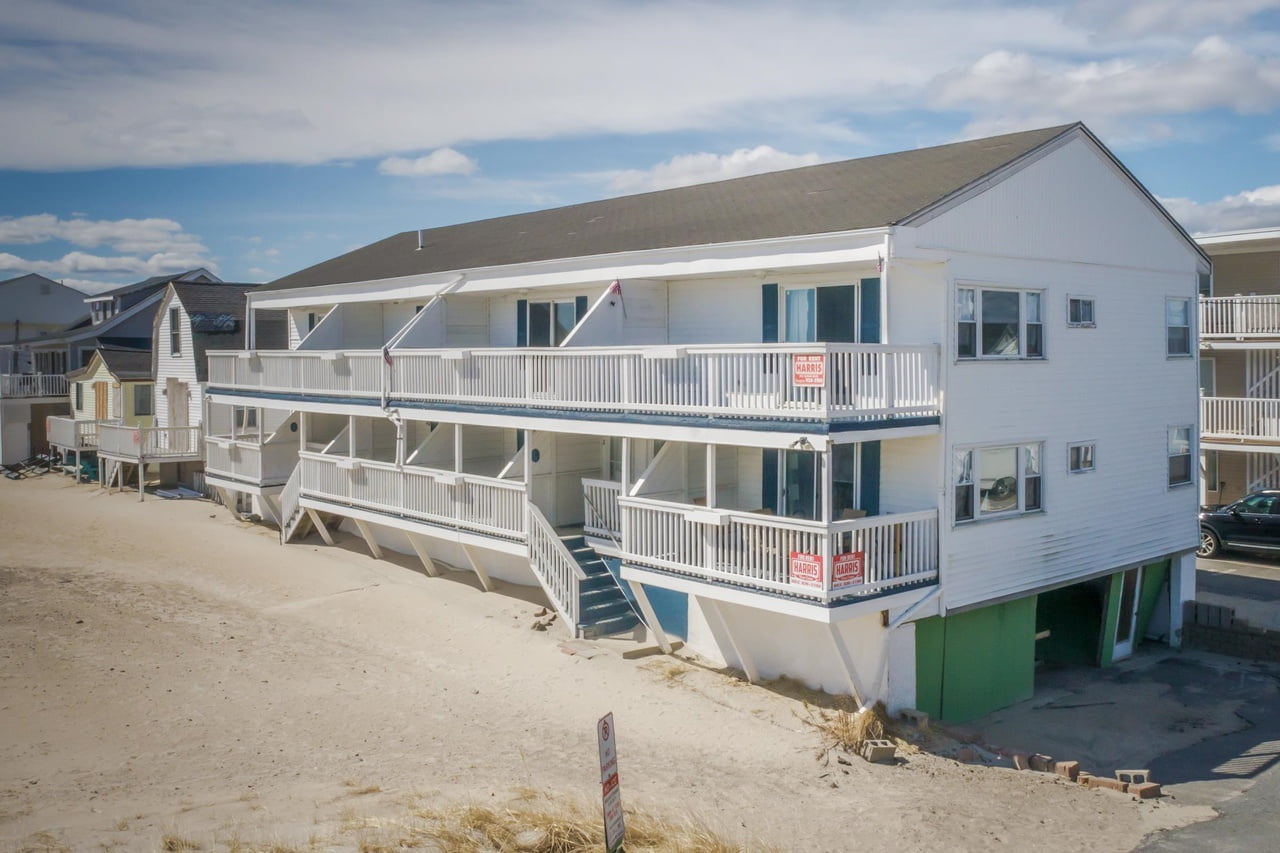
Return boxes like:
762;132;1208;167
416;229;424;251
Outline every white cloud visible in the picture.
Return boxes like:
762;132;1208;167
1160;185;1280;234
0;250;213;277
605;146;825;193
0;213;215;283
378;148;477;177
935;36;1280;144
1069;0;1280;35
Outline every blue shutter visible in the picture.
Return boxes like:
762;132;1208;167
860;441;881;516
860;277;881;344
761;283;779;342
516;299;527;347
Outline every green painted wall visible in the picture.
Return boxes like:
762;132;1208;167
1036;580;1107;666
1098;572;1124;668
914;596;1038;723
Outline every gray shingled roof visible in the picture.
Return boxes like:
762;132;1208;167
262;124;1078;293
68;345;153;381
90;269;218;300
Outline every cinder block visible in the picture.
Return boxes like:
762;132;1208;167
1129;782;1162;799
1029;753;1055;773
861;739;896;764
1054;760;1080;782
899;708;929;727
1077;772;1093;786
1087;776;1129;794
1116;769;1150;786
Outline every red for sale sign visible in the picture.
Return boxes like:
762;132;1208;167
789;551;823;587
832;552;865;588
793;354;826;386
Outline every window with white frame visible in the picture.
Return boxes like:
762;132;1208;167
1068;296;1095;327
74;383;82;411
169;307;181;356
134;384;153;416
1168;426;1192;486
955;443;1043;522
1068;441;1095;473
1166;298;1192;356
957;286;1044;359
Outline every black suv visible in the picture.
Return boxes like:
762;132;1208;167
1198;491;1280;558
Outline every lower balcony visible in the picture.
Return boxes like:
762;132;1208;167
97;424;203;462
615;495;938;605
1201;396;1280;448
297;452;527;543
47;416;101;451
205;437;299;488
0;373;68;399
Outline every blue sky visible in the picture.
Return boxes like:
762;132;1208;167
1;0;1278;294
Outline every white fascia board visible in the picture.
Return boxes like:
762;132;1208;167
246;228;890;311
1197;228;1280;256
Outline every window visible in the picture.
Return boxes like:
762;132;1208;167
1068;442;1095;473
1068;297;1095;327
134;384;153;416
957;286;1046;360
1168;426;1192;486
233;406;258;430
307;312;317;332
955;443;1044;522
169;307;181;356
74;383;83;411
1166;298;1192;356
526;300;581;347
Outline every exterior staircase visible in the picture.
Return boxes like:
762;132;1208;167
279;464;308;543
560;533;640;639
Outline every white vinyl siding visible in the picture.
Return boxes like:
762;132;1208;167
154;295;202;429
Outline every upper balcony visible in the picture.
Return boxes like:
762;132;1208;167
1;374;68;399
97;423;203;463
1201;396;1280;449
1200;296;1280;345
208;343;940;428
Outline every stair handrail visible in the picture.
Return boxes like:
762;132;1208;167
526;504;586;630
581;484;623;552
279;463;304;545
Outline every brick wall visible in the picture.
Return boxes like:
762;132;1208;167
1182;602;1280;663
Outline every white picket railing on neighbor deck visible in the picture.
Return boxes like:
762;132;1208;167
1202;397;1280;443
204;438;299;485
618;496;938;603
0;374;68;398
97;424;203;460
582;478;623;539
297;451;527;540
47;416;101;450
527;503;586;630
1200;296;1280;339
208;343;940;423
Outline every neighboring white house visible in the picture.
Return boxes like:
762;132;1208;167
203;123;1205;722
0;273;89;464
1196;227;1280;514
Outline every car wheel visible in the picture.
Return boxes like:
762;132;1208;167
1198;527;1221;558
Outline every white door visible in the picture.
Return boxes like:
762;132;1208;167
1112;566;1143;660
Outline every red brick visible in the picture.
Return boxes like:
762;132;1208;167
1086;776;1129;793
1054;760;1080;782
1029;753;1055;773
1129;782;1162;799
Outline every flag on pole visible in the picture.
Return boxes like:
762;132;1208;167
877;254;884;274
609;280;622;295
382;346;393;367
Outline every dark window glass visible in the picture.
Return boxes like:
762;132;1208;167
982;291;1020;356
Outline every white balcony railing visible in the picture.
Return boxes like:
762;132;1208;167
1200;297;1280;339
1202;397;1280;444
47;416;101;450
1;373;68;398
582;478;623;539
204;438;300;485
298;452;527;541
209;343;940;424
618;496;938;603
97;424;203;460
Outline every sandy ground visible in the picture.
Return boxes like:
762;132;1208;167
0;475;1215;852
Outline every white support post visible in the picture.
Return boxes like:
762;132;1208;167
138;462;144;502
626;580;673;654
306;507;335;546
405;532;440;577
299;411;308;450
620;436;631;492
705;443;716;506
826;622;868;708
461;543;495;592
1169;550;1197;649
353;518;383;560
699;597;758;683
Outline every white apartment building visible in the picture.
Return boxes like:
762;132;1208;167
202;123;1205;722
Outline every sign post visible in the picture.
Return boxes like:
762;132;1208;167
597;712;626;852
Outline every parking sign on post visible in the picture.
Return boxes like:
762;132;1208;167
597;712;625;853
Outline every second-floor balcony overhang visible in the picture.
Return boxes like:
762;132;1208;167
1200;296;1280;345
208;343;941;432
